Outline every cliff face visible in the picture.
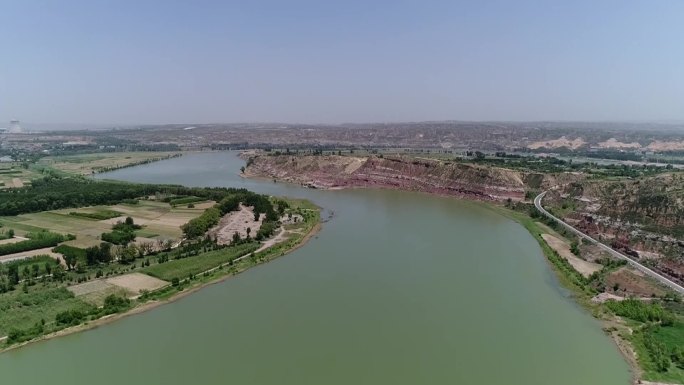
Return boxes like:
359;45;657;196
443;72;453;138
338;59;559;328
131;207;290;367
560;174;684;237
244;154;529;201
546;173;684;280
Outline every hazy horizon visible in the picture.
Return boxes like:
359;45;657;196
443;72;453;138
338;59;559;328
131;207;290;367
6;119;684;132
2;1;684;125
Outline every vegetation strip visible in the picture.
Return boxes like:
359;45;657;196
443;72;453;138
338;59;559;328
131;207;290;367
0;172;322;356
491;202;684;383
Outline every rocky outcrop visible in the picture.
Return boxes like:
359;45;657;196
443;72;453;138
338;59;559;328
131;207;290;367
244;154;530;201
545;173;684;281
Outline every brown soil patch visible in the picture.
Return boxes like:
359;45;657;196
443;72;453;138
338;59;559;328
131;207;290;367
192;201;215;210
597;138;641;149
255;228;288;253
0;247;63;264
591;292;625;303
208;205;263;244
105;273;168;294
605;267;665;297
528;136;586;150
646;140;684;151
68;280;116;297
0;236;27;245
68;273;167;304
541;234;602;277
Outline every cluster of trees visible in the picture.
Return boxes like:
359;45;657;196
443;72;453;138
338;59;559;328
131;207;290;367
570;241;581;256
91;154;182;174
255;221;277;241
0;175;267;217
85;243;113;265
605;299;675;325
68;240;165;268
166;196;206;206
0;228;14;240
218;192;279;221
0;231;71;257
101;230;135;245
0;177;157;215
6;320;46;344
639;326;684;372
101;217;140;245
0;255;60;292
100;293;131;315
54;245;87;270
55;309;86;326
171;236;225;260
182;207;221;238
54;294;130;328
182;191;282;239
68;209;121;220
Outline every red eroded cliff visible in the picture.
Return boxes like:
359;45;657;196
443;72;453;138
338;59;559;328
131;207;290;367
244;154;529;201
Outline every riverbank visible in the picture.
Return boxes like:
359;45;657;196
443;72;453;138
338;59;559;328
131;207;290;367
0;201;322;355
485;204;643;383
242;165;684;384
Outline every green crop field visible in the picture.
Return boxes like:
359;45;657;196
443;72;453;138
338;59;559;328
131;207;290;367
142;243;259;281
0;200;207;246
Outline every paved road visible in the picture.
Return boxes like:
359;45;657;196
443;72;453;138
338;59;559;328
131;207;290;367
534;191;684;295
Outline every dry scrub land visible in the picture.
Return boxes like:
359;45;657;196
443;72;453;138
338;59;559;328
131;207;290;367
0;163;37;189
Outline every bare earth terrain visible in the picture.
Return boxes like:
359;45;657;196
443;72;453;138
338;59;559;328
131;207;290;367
0;247;64;264
244;154;528;201
105;273;168;294
208;204;264;244
0;236;27;245
528;136;586;150
69;273;168;305
540;234;602;277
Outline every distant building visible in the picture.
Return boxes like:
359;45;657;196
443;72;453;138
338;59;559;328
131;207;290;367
0;155;13;163
62;141;91;146
7;120;22;133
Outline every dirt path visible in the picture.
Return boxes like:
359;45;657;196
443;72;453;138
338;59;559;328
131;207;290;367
254;227;287;253
0;247;64;264
0;236;28;245
541;234;602;277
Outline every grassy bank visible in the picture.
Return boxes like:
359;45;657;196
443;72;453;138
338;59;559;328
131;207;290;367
486;203;684;384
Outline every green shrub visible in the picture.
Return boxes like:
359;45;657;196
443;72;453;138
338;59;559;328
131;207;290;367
605;299;675;325
0;231;67;256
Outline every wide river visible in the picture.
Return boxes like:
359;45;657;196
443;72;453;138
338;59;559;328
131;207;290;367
0;152;630;384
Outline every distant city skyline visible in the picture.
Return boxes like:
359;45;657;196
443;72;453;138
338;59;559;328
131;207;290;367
2;1;684;125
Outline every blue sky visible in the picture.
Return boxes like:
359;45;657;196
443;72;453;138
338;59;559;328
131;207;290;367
1;0;683;126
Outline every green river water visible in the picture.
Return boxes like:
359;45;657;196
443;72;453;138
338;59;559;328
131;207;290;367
0;152;630;384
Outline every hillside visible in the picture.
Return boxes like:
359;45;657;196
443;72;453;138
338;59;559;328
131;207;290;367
245;152;684;287
545;173;684;284
244;154;533;201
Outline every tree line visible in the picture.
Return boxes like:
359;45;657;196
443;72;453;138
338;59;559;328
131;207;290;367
181;191;283;239
0;231;71;257
0;175;266;216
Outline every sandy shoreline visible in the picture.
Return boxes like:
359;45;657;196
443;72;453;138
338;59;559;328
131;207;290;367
0;218;323;356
